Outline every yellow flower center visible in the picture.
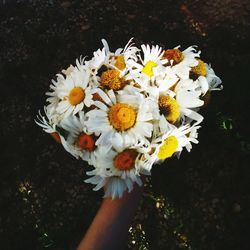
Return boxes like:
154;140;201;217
68;87;85;106
114;55;126;70
159;95;180;124
157;136;178;160
76;133;95;152
108;103;137;131
142;60;157;77
101;69;125;90
113;149;138;171
162;49;184;65
190;59;207;79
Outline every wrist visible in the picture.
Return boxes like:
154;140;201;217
101;181;144;212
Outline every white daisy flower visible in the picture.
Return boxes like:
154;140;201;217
104;177;135;199
160;78;204;125
35;107;65;144
61;57;89;79
148;85;203;126
85;145;144;199
90;39;140;90
176;89;204;125
59;112;97;164
162;46;200;79
185;124;201;152
35;107;57;134
150;116;191;162
154;66;179;92
85;87;155;149
89;38;139;72
135;146;156;173
88;39;139;90
85;175;137;200
45;73;65;124
47;66;93;120
61;64;75;76
206;64;223;91
102;38;139;74
189;59;223;95
89;46;108;72
126;44;167;89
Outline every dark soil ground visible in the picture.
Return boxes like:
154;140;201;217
0;0;250;249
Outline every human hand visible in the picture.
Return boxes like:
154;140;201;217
77;178;144;250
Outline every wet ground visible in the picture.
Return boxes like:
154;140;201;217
0;0;250;249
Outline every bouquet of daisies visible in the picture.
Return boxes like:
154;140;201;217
36;39;222;199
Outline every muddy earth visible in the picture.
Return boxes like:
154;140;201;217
0;0;250;249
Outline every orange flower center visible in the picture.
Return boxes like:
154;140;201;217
113;149;138;171
76;133;95;152
162;49;184;65
68;87;85;105
101;69;125;90
108;103;137;131
50;132;61;143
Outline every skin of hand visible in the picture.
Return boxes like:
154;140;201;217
77;180;144;250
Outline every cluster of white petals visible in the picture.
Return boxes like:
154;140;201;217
36;39;222;199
